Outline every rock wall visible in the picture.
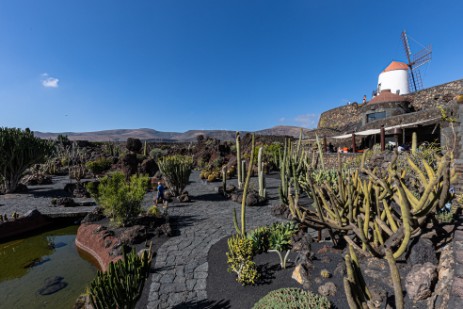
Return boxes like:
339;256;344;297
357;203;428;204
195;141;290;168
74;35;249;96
318;79;463;132
318;103;363;131
409;79;463;111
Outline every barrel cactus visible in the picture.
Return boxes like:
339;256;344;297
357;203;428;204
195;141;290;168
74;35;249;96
252;288;331;309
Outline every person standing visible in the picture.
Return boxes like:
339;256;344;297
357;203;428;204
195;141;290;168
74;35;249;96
155;181;165;206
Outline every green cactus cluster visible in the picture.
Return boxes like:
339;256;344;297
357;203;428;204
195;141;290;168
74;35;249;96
88;245;152;309
226;235;259;286
0;127;54;193
278;130;307;207
252;288;331;309
298;150;453;259
158;155;193;196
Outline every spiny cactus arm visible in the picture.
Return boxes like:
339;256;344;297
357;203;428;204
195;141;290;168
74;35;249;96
240;134;255;236
375;217;394;236
315;186;338;222
385;248;404;309
406;156;428;187
236;132;242;189
392;185;412;259
315;134;324;170
343;277;361;309
412;155;447;213
399;180;420;210
349;245;371;300
232;208;241;236
351;217;382;258
362;183;371;238
382;200;399;232
422;158;435;180
374;221;385;245
411;132;417;156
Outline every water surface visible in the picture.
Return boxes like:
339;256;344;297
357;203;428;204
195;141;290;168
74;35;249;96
0;225;97;309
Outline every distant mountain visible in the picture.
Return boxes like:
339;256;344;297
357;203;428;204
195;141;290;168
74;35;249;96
34;126;313;142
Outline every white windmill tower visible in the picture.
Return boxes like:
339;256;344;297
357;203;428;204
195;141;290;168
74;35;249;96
375;31;432;96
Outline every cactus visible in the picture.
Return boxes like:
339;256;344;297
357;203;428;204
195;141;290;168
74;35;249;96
320;269;331;278
158;155;193;196
298;150;452;259
385;248;404;309
257;147;266;198
89;244;152;309
411;132;417;155
222;166;227;196
236;132;242;189
0;128;53;193
143;140;147;157
233;134;255;237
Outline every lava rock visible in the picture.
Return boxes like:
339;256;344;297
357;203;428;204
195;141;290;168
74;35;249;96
405;262;437;302
318;282;337;296
408;238;438;265
38;276;67;295
119;225;146;245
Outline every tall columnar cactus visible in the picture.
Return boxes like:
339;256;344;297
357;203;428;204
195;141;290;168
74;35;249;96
258;147;266;198
236;132;242;189
411;132;417;155
0;128;53;193
143;140;147;157
233;134;255;237
222;165;227;197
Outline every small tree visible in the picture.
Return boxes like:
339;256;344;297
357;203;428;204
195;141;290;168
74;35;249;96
0;128;53;193
158;155;193;196
92;171;149;226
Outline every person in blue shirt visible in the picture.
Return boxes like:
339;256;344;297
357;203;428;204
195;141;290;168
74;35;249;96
155;181;165;206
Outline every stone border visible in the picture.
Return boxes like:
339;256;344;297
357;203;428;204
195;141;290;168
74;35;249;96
449;214;463;307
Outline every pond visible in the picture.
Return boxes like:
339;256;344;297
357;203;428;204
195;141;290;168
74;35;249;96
0;225;97;309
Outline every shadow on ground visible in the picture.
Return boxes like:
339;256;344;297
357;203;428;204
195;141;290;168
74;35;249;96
172;299;231;309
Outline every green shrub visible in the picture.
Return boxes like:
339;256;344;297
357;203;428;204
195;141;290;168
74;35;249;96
252;288;331;309
85;157;112;175
268;222;299;269
88;247;152;309
226;235;259;285
93;171;149;226
158;155;193;196
0;127;53;193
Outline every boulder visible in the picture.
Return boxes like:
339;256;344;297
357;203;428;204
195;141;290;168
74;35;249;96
38;276;67;295
292;264;307;285
119;225;146;245
408;238;438;265
318;282;337;296
405;262;437;302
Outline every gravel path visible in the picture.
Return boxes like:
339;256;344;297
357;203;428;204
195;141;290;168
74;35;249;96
0;176;96;217
145;171;285;309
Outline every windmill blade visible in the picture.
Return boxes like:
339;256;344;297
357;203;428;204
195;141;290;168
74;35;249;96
412;44;432;69
401;31;413;64
408;68;424;93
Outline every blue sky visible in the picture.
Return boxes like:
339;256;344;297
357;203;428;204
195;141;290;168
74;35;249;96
0;0;462;133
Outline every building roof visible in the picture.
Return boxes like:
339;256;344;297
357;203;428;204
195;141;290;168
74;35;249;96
369;89;408;104
382;61;409;72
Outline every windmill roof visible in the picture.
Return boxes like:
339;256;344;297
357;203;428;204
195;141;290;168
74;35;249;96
382;61;409;72
369;89;409;104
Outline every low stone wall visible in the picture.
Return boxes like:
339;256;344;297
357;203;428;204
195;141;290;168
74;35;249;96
0;210;52;242
410;79;463;111
75;223;122;271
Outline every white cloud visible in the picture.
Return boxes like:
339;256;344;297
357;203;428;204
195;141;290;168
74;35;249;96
278;117;286;122
294;113;319;128
41;73;59;88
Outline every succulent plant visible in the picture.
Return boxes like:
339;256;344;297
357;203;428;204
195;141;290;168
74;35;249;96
320;269;331;278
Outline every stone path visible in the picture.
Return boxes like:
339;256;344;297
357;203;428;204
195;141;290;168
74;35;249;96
146;172;285;308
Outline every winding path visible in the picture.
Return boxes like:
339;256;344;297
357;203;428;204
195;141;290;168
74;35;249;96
146;172;285;308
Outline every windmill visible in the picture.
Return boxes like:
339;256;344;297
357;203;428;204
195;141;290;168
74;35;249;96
401;31;432;93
